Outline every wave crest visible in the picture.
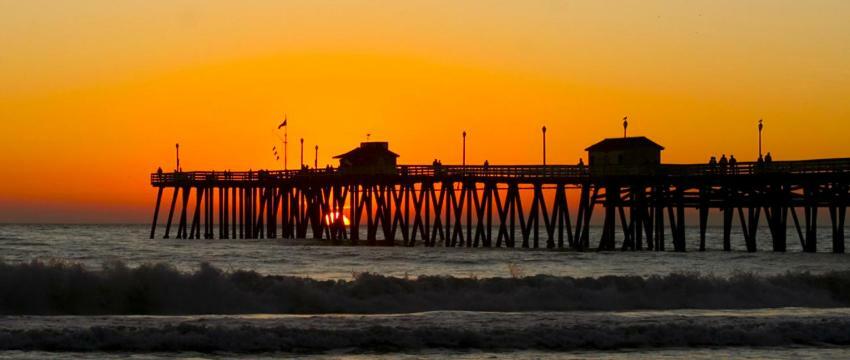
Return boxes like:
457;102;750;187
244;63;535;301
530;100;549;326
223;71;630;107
1;260;849;314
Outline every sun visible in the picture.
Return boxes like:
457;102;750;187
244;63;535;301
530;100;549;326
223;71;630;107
324;211;351;226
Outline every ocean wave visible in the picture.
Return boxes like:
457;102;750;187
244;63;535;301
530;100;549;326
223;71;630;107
2;311;850;352
1;260;849;315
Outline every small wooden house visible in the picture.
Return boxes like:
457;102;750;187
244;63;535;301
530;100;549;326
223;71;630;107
585;136;664;176
334;142;399;175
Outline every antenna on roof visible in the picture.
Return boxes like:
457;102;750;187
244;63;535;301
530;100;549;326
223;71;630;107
366;133;371;141
623;116;629;138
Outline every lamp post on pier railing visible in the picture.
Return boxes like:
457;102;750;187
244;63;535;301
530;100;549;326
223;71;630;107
283;115;288;170
623;116;628;138
462;131;467;169
314;145;318;169
175;143;180;172
758;119;764;160
542;125;547;166
300;138;304;168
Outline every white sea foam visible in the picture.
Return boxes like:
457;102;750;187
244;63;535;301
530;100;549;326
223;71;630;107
1;261;849;315
2;310;850;352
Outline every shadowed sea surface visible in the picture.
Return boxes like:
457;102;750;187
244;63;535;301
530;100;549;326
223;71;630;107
1;224;849;358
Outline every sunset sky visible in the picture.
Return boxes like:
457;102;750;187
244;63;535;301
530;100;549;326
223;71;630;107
2;1;850;223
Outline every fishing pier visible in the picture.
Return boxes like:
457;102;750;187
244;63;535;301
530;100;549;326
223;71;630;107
148;138;850;253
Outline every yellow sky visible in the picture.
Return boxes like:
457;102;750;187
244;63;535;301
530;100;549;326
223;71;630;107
1;1;850;222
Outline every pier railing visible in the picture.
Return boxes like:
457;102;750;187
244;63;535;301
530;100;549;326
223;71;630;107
663;158;850;176
150;165;592;184
151;158;850;185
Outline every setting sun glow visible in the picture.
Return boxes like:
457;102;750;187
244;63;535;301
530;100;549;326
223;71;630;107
324;212;351;227
2;1;850;223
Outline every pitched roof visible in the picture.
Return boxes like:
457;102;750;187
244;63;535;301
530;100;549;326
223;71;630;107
585;136;664;151
333;142;399;159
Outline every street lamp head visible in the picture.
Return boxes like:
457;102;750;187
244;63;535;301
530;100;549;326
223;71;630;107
462;131;466;137
542;126;547;133
300;138;304;143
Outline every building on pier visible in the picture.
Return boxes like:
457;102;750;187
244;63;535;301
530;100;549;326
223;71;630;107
334;142;399;175
585;136;664;176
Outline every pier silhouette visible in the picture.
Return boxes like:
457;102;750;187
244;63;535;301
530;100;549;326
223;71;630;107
149;138;850;253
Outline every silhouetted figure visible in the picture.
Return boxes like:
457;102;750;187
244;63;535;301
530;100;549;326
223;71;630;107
578;158;585;173
757;154;764;165
729;155;737;174
708;156;717;174
483;160;489;173
765;152;773;164
719;154;728;175
432;159;441;175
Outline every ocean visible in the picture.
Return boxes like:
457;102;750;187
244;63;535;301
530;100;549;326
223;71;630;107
1;224;850;359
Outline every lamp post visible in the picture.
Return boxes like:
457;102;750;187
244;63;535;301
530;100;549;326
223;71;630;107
283;115;288;170
314;145;318;169
175;143;180;172
623;116;628;138
300;138;304;168
462;131;467;168
758;119;764;159
542;126;547;166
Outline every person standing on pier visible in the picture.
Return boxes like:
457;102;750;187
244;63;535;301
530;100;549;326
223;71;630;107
708;157;717;174
729;155;737;174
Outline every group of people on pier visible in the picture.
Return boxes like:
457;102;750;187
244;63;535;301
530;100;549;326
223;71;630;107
708;154;738;174
707;152;773;174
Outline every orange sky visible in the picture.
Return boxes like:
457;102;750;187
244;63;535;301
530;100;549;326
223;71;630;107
2;1;850;223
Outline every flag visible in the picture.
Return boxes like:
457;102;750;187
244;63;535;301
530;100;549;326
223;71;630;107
273;146;276;150
278;115;288;129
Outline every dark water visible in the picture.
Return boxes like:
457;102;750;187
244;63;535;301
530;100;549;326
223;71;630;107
1;224;849;358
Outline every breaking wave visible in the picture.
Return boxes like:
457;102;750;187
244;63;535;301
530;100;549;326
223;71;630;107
1;260;850;315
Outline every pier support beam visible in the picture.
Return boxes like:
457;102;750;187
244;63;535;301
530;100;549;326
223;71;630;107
829;205;845;253
149;187;163;239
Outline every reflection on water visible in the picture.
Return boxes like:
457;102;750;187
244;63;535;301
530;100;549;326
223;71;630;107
0;224;848;280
